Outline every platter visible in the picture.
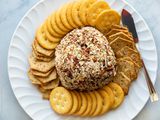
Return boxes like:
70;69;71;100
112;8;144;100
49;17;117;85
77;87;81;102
8;0;158;120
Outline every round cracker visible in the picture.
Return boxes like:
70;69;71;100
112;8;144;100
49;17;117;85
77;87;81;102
98;89;111;115
75;92;87;116
71;1;84;27
44;19;61;43
50;87;73;114
36;25;59;50
87;0;110;26
68;91;79;115
60;3;73;30
55;7;70;32
88;92;97;116
79;0;97;25
92;91;103;116
102;85;115;108
50;12;66;35
73;91;82;115
81;93;92;116
66;2;78;28
45;28;61;43
95;9;120;33
108;82;124;109
44;18;61;43
46;16;63;38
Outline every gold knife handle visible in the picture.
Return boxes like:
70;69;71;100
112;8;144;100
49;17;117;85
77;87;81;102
142;60;158;102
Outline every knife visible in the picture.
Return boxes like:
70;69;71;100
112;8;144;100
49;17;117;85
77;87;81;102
121;9;158;102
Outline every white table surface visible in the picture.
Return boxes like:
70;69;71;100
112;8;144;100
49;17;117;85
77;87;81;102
0;0;160;120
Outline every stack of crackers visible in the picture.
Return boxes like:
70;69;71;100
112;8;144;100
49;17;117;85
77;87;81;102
27;0;143;117
50;82;124;117
106;25;143;95
34;0;120;51
28;39;59;99
28;0;121;99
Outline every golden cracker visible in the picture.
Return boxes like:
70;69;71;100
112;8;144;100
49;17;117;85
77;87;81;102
29;55;55;73
116;46;143;68
50;87;73;114
66;2;78;28
50;13;66;35
31;68;53;77
44;19;61;43
28;70;41;85
81;93;92;116
68;91;79;115
45;29;61;43
98;89;110;115
71;1;84;27
112;24;128;30
75;92;87;116
108;82;124;109
102;86;115;108
35;69;57;83
36;25;59;50
87;0;110;26
55;8;70;32
121;56;141;75
33;40;55;57
88;92;97;116
46;16;62;38
92;91;103;116
96;9;120;33
73;91;82;115
41;78;59;90
110;37;135;53
32;42;44;57
79;0;97;25
32;50;53;62
106;28;129;37
112;72;131;95
108;32;133;43
60;3;73;30
117;58;137;81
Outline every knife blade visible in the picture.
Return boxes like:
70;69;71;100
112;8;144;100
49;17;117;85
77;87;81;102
121;9;138;43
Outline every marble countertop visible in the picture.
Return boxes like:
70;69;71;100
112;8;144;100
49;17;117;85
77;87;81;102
0;0;160;120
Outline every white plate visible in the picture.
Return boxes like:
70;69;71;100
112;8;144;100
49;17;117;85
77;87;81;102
8;0;158;120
